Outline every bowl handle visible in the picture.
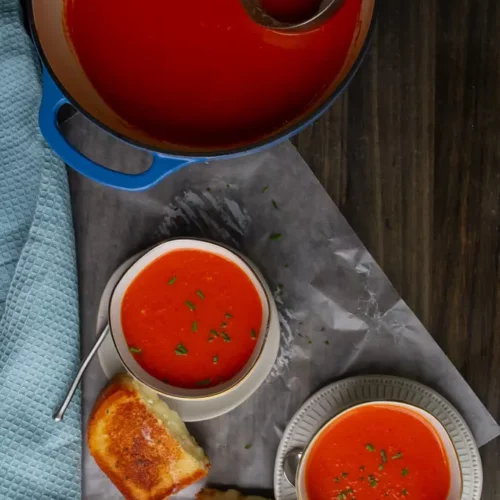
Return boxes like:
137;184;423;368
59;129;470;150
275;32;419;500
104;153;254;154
39;68;196;191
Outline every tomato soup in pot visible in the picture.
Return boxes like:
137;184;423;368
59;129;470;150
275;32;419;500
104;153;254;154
63;0;362;150
121;249;263;389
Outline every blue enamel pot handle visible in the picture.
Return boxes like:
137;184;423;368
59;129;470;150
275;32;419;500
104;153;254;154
39;68;196;191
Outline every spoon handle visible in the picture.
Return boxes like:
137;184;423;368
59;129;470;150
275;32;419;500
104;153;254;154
53;324;110;422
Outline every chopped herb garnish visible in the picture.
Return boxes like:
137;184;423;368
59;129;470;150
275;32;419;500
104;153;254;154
337;494;346;500
251;329;257;339
269;233;282;240
185;300;196;311
378;464;384;471
334;477;340;483
244;443;252;449
191;321;198;332
392;452;403;460
196;290;205;300
345;489;353;494
213;355;218;364
381;449;387;463
401;468;409;477
225;313;233;319
196;379;211;386
324;340;330;345
175;343;188;356
221;322;228;328
222;332;231;342
368;475;376;481
129;346;142;354
168;276;177;285
209;329;219;337
402;489;408;496
272;200;279;209
366;443;375;452
369;480;378;488
226;184;230;188
262;185;269;193
208;337;215;343
341;472;348;478
308;339;312;345
359;465;365;471
206;187;211;192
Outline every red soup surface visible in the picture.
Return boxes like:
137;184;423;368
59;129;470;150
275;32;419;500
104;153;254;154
121;249;263;389
305;404;452;500
64;0;361;148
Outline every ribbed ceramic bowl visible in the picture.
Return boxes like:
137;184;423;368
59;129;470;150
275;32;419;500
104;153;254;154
108;239;272;401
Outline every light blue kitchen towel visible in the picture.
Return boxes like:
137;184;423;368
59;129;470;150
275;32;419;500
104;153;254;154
0;1;81;499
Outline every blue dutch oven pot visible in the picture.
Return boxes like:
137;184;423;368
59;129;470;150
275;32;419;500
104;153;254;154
28;0;376;192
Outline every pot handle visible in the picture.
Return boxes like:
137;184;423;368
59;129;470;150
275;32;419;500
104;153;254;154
39;68;195;191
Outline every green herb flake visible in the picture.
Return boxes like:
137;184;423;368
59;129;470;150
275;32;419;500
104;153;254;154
244;443;252;449
272;200;279;209
251;329;257;339
208;337;215;343
221;322;228;328
269;233;282;240
213;355;219;364
369;480;378;488
262;185;269;193
226;184;230;188
334;477;340;483
191;321;198;333
196;290;205;300
225;313;233;319
337;494;346;500
359;465;365;471
168;276;177;286
402;489;408;496
325;340;330;345
196;379;211;387
378;464;384;471
185;300;196;311
341;472;348;478
401;468;409;477
366;443;375;452
129;346;142;354
175;343;188;356
392;452;403;460
209;329;219;337
345;489;353;495
381;449;387;464
222;332;231;343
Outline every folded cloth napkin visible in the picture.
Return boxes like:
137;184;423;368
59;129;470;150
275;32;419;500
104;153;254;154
0;2;81;499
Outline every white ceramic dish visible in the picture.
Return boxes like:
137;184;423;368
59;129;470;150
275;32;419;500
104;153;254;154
108;239;271;401
97;242;280;421
295;401;462;500
274;375;483;500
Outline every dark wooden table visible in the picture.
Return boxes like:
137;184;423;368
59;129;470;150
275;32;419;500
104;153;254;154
293;1;500;497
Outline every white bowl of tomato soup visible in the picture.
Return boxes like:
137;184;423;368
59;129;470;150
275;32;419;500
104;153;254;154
108;239;272;401
296;401;462;500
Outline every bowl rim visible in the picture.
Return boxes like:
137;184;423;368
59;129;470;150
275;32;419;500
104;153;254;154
107;237;272;401
295;400;463;500
26;0;377;158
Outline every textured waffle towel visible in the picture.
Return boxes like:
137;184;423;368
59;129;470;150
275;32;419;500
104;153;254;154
0;2;81;499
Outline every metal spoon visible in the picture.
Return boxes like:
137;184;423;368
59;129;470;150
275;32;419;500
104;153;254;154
283;447;304;486
240;0;344;33
53;324;110;422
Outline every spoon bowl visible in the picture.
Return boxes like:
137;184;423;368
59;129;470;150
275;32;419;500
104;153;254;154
240;0;345;32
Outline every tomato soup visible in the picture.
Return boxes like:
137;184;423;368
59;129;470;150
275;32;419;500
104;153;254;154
304;405;452;500
64;0;361;149
121;249;263;389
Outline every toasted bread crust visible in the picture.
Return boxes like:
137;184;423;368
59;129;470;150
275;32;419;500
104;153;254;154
88;374;209;500
196;489;271;500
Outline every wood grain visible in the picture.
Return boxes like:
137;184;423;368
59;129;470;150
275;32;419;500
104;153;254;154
294;0;500;497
